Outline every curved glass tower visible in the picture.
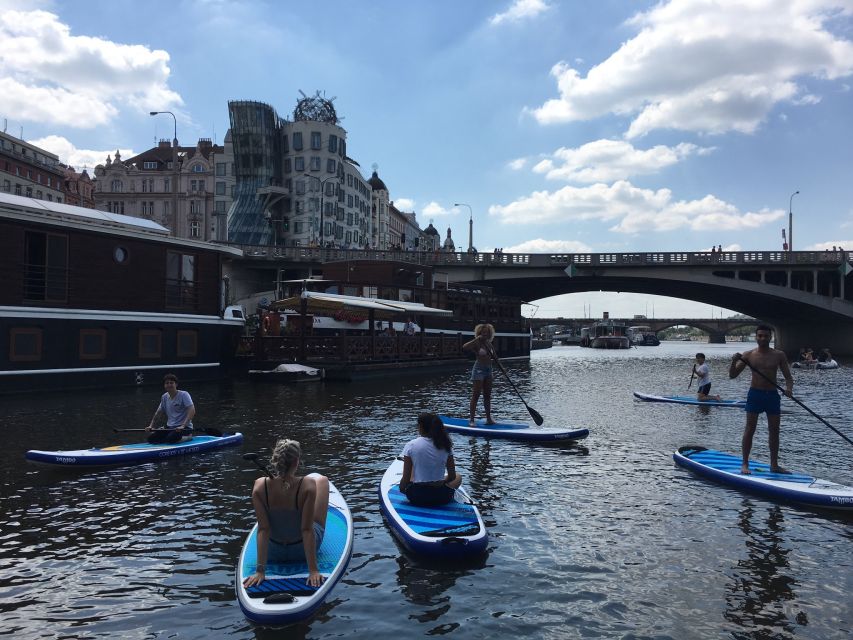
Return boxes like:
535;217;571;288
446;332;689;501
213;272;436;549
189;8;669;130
227;101;282;245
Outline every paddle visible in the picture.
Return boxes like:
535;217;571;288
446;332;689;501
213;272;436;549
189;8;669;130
242;452;270;475
113;426;224;437
687;365;696;390
483;342;544;426
735;355;853;448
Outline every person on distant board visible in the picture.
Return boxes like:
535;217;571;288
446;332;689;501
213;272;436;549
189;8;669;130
692;353;721;401
399;413;462;506
462;323;497;426
729;324;793;475
146;373;195;444
243;438;329;588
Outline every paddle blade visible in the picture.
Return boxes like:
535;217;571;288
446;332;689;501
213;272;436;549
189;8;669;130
527;405;544;426
242;453;258;461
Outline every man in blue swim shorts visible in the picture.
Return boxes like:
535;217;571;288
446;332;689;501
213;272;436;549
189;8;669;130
729;324;793;475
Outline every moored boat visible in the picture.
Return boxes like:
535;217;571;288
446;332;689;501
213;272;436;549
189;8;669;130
627;325;660;346
586;319;630;349
248;362;324;382
0;191;245;393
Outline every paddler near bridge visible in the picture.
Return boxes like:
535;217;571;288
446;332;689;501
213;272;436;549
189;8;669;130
729;324;793;475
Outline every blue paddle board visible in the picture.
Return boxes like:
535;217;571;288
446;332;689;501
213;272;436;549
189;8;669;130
439;415;589;441
379;458;487;558
674;446;853;510
236;475;353;625
25;432;243;467
634;392;746;408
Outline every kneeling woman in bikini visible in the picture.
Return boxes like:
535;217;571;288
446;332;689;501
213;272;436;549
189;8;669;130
243;438;330;588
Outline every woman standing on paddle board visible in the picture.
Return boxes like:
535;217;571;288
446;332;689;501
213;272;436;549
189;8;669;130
729;324;794;475
463;323;497;426
243;438;330;588
399;413;462;506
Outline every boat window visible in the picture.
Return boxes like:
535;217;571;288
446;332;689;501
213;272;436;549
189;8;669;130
177;330;198;358
79;329;107;360
398;289;412;302
139;330;162;359
24;231;68;303
10;328;42;361
165;251;197;309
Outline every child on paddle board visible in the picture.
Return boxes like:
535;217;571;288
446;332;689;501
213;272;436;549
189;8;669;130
399;413;462;506
145;373;195;444
729;324;794;475
693;353;721;402
463;323;497;426
243;438;329;588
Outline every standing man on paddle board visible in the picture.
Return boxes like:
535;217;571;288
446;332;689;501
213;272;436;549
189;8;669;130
146;373;195;444
729;324;793;475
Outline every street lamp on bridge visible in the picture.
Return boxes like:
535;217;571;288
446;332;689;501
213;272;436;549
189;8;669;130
454;202;473;253
304;173;340;247
788;190;799;252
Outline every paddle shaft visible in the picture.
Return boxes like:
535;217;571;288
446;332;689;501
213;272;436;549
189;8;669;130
113;426;223;436
484;341;544;426
687;367;695;390
737;356;853;447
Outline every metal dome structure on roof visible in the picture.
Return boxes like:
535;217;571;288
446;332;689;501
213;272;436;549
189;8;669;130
293;90;339;124
368;170;388;192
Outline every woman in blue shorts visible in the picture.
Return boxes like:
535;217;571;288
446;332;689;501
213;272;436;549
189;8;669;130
463;323;496;426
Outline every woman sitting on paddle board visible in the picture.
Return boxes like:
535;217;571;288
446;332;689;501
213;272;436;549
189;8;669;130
462;323;497;426
399;413;462;506
243;438;329;588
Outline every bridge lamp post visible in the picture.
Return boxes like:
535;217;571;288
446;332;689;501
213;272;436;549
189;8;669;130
304;174;338;247
788;190;799;252
454;203;473;253
149;111;178;236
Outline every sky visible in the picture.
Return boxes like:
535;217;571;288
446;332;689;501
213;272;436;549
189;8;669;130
2;0;852;319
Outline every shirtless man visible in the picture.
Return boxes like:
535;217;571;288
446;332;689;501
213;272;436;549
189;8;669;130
729;325;793;475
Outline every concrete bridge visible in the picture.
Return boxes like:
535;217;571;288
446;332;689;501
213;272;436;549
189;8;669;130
224;245;853;355
528;317;759;343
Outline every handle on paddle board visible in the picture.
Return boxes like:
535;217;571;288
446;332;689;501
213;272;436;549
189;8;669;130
735;355;853;447
484;341;544;426
113;427;223;437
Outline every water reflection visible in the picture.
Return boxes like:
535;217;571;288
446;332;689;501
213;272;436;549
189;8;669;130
724;501;801;638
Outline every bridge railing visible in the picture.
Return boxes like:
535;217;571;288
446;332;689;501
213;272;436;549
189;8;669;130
225;244;847;268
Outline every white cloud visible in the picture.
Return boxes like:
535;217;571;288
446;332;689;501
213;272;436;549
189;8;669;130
490;0;551;26
0;9;183;128
529;1;853;138
488;180;785;233
507;157;527;170
504;238;593;253
422;201;457;217
532;139;713;183
29;135;134;171
394;198;415;211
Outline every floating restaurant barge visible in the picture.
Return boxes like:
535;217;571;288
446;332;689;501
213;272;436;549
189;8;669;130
243;260;531;380
0;192;245;393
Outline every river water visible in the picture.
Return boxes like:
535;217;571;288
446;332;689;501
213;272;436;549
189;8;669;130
1;342;851;639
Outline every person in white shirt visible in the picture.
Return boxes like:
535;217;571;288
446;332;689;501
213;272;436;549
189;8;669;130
146;373;195;443
693;353;721;401
399;413;462;506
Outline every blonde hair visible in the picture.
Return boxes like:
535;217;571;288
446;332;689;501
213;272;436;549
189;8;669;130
474;323;495;340
269;438;301;489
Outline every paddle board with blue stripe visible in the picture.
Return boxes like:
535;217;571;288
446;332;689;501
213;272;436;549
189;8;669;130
674;446;853;510
379;458;487;558
25;432;243;468
236;475;353;625
634;392;746;408
439;415;589;442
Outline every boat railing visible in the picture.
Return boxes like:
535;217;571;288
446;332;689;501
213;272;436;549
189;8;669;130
242;332;467;363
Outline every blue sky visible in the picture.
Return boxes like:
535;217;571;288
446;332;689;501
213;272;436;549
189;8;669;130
2;0;853;319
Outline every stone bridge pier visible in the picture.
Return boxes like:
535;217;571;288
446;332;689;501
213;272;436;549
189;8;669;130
707;332;727;344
